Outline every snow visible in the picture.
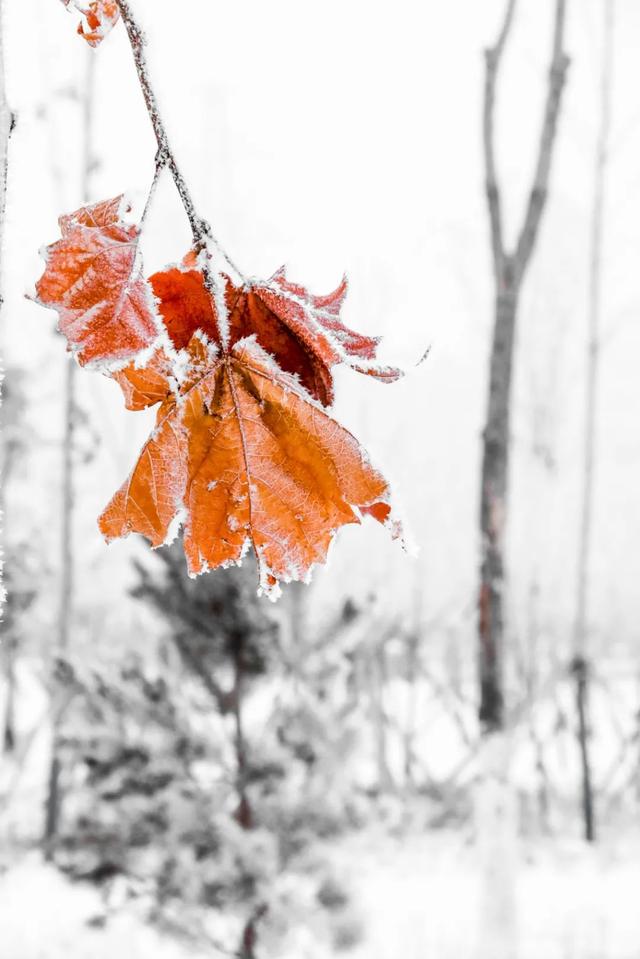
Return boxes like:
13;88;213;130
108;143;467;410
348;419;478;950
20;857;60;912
0;854;210;959
2;832;640;959
344;830;640;959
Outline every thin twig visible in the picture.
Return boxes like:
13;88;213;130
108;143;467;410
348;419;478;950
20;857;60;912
115;0;244;282
139;155;164;225
115;0;203;242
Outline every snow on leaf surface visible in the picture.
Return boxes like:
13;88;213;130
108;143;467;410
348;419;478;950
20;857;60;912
149;258;402;406
34;196;159;368
99;334;400;599
61;0;120;47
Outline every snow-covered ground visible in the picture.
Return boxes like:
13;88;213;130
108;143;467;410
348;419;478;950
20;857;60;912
2;831;639;959
0;854;209;959
347;830;640;959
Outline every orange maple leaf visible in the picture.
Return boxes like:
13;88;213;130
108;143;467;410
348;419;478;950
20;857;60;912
101;333;400;599
149;260;401;406
60;0;120;47
34;196;159;368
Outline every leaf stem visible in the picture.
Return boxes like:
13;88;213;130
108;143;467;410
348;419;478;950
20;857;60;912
139;151;165;226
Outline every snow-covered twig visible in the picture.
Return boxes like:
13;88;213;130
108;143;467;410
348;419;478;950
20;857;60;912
115;0;244;283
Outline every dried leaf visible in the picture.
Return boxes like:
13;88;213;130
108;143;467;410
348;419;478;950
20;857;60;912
34;196;159;368
100;335;400;599
149;260;402;406
61;0;120;47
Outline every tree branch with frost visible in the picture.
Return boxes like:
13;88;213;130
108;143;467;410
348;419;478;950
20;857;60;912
115;0;243;280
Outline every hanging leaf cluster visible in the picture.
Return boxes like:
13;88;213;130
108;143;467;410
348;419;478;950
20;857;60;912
38;1;403;598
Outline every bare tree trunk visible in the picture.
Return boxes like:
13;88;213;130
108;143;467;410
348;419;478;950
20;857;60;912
572;0;615;845
1;447;17;755
479;278;518;729
476;3;569;956
0;0;11;298
479;0;570;730
0;11;12;538
44;51;96;857
0;0;16;751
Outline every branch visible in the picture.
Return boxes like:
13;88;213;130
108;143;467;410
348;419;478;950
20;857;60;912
0;0;16;601
115;1;203;239
514;0;570;280
483;0;517;276
115;0;243;280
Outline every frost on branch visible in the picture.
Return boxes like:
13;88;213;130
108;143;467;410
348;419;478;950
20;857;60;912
34;196;160;368
100;335;401;600
150;257;402;406
60;0;120;47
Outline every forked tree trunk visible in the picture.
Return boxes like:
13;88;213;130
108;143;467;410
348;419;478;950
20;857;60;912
572;0;615;845
476;3;569;956
479;0;569;730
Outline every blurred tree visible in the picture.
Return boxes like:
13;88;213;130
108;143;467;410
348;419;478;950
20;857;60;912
53;545;361;957
0;367;32;754
0;0;17;709
477;2;570;956
131;544;277;832
45;49;97;857
0;0;14;319
572;0;616;844
479;0;569;731
0;554;37;753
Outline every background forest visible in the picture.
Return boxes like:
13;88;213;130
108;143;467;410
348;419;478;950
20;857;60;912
2;1;640;957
